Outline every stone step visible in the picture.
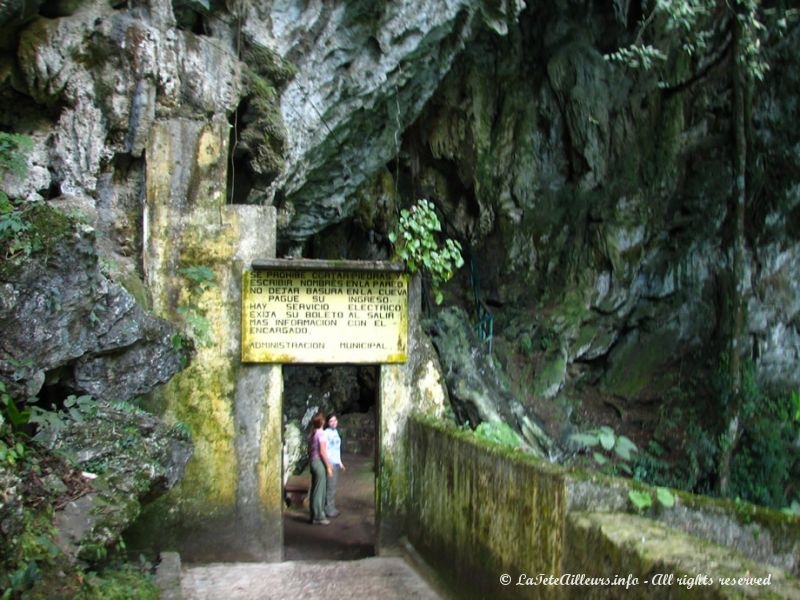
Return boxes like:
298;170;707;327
180;557;443;599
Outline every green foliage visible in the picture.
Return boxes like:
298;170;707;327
518;333;534;356
177;266;217;347
1;380;31;465
0;132;45;266
656;486;676;507
473;420;523;450
709;356;799;508
605;0;715;70
569;425;638;475
605;0;797;83
29;394;99;438
0;438;26;466
632;390;718;494
1;505;156;599
637;356;799;510
681;415;719;494
728;392;799;509
73;566;158;600
170;420;192;441
1;381;32;431
180;265;216;292
628;489;654;512
2;372;99;451
605;44;667;69
536;328;557;352
0;509;61;598
627;487;675;512
388;199;464;305
632;439;672;485
790;390;800;423
0;200;73;273
0;132;32;178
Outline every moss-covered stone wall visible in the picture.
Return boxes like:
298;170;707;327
129;118;282;561
563;512;800;599
406;418;800;599
406;418;567;598
378;274;449;551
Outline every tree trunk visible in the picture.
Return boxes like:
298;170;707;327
718;1;752;497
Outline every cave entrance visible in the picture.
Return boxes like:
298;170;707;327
281;365;378;560
238;258;413;562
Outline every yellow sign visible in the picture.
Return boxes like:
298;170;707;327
242;269;409;363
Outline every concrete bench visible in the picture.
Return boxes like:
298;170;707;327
284;476;310;508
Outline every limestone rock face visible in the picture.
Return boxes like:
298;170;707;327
282;420;305;484
427;307;555;458
2;0;800;443
406;6;800;400
0;213;187;403
258;0;525;241
44;404;192;561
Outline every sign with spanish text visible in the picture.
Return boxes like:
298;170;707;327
242;266;409;363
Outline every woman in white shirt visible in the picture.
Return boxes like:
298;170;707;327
324;415;346;518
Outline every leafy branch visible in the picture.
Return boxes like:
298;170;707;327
473;420;523;450
569;425;638;475
605;1;798;83
388;199;464;305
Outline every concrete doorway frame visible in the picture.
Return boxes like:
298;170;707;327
280;363;379;561
247;258;413;561
140;157;444;562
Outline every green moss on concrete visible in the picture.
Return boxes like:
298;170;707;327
672;490;800;560
257;367;284;515
408;416;800;598
407;416;567;599
564;512;800;599
162;360;237;515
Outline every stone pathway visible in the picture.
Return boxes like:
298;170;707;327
181;557;443;599
171;451;444;599
283;451;375;561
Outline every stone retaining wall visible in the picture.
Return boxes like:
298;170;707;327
406;417;800;599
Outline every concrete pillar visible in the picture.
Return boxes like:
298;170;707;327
134;117;282;561
377;275;448;552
